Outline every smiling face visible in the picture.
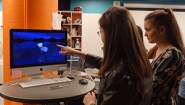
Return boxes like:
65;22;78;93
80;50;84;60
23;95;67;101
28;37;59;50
144;20;161;44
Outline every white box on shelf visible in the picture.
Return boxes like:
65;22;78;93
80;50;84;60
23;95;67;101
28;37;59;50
113;1;120;6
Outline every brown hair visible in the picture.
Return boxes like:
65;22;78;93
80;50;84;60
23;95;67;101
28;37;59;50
145;8;185;58
137;25;143;41
98;6;152;81
137;25;147;51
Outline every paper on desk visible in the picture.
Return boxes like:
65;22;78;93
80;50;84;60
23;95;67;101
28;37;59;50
81;72;89;76
84;68;99;76
12;68;22;78
52;12;63;30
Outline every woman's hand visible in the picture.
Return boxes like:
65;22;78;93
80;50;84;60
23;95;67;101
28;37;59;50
56;44;76;55
57;44;87;60
83;92;96;105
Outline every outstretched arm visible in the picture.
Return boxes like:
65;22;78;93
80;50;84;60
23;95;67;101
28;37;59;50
57;44;87;60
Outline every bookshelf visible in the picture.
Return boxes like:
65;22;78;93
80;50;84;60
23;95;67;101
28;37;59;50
58;11;82;67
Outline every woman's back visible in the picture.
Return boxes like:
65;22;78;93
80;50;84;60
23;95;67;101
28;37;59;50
97;61;153;105
85;54;153;105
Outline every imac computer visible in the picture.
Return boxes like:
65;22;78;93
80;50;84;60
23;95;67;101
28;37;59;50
10;29;67;78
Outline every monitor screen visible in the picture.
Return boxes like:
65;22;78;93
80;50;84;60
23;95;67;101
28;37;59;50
10;29;67;77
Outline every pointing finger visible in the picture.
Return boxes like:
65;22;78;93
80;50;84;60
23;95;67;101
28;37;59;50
56;44;64;48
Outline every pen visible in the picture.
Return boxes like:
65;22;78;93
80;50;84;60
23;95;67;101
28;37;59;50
50;85;63;90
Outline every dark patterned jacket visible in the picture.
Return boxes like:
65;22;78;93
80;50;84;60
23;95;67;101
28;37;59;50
150;47;185;105
85;54;153;105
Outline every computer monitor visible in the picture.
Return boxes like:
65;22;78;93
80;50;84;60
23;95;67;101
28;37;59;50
10;29;67;78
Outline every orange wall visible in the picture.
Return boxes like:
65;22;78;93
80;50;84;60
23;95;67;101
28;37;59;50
3;0;58;105
26;0;57;29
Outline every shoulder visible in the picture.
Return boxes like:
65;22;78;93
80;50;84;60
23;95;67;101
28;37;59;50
156;47;184;64
161;47;183;59
166;47;182;53
152;47;184;72
152;47;183;63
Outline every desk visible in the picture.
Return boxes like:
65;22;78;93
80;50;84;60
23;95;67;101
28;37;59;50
0;76;95;104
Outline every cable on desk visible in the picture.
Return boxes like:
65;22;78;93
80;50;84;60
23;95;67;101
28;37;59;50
49;82;72;90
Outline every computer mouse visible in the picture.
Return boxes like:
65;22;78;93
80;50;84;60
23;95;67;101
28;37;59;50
79;78;88;85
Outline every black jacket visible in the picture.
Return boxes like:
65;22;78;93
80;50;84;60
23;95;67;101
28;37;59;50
85;54;153;105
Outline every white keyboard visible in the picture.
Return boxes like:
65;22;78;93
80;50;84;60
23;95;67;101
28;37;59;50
19;77;72;88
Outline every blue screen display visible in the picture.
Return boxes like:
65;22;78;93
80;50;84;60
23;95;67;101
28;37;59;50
10;29;67;68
